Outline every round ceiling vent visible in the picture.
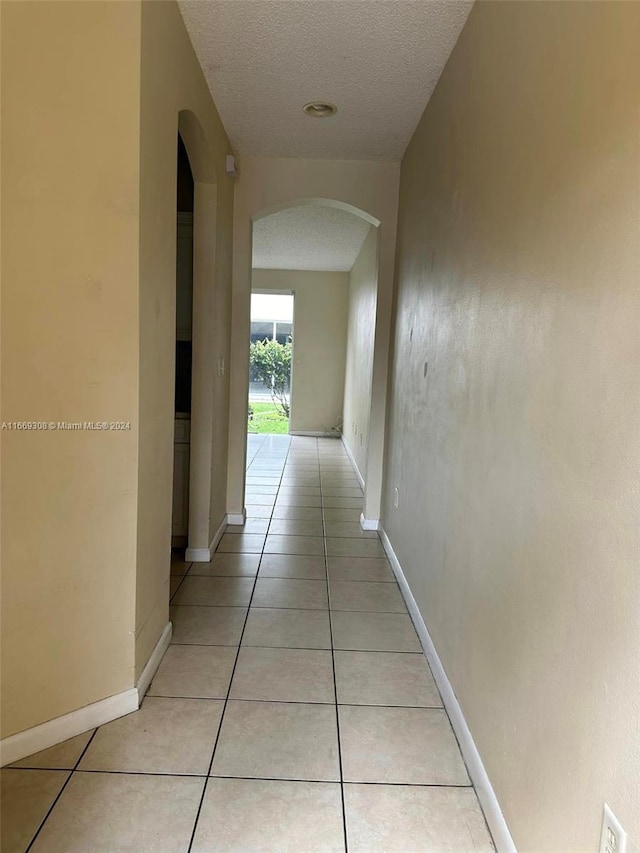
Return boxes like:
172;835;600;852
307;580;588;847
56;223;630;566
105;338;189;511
302;101;337;118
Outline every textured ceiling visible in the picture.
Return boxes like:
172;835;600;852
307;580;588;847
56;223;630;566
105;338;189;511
178;0;473;161
253;206;371;270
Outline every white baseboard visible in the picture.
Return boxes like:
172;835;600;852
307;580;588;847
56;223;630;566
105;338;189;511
0;688;138;767
360;513;380;531
186;515;227;562
340;435;365;489
185;546;211;561
184;548;211;563
1;620;175;768
209;514;228;554
289;430;340;438
379;526;517;853
226;510;246;526
136;621;172;702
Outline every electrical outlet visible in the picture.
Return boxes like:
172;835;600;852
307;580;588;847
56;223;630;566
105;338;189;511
394;486;399;509
600;805;627;853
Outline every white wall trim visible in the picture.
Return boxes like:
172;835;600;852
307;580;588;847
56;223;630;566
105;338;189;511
340;433;365;489
360;513;380;531
136;622;172;703
227;510;247;526
209;514;228;554
379;525;518;853
289;430;341;438
2;620;176;767
0;688;138;767
184;545;211;561
186;514;227;562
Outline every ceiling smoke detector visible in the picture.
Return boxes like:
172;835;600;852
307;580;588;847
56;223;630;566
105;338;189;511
302;101;337;118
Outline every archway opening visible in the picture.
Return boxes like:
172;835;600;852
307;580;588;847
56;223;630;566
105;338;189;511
173;109;220;563
170;134;194;557
243;199;381;518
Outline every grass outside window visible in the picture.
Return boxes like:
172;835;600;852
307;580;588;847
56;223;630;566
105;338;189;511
248;402;290;434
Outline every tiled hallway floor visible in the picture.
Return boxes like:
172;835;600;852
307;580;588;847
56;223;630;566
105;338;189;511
1;436;494;852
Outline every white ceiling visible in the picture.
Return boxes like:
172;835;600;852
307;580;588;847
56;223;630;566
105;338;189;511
178;0;473;162
252;205;371;270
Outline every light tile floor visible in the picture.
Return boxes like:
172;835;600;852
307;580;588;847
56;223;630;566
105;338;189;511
1;435;495;852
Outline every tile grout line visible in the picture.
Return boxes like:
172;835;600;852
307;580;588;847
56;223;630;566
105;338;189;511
319;439;350;853
6;765;472;789
322;437;372;851
186;435;293;851
139;696;447;710
169;562;192;603
170;642;424;654
171;604;411;614
25;724;100;850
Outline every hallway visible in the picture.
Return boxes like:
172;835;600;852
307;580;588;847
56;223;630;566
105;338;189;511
2;436;493;851
3;0;639;847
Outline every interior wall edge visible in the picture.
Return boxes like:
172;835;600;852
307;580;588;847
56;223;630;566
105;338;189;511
0;689;139;769
379;525;518;853
340;432;365;489
185;512;227;562
135;621;172;703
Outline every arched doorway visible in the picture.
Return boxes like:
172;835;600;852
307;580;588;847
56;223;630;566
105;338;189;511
229;196;385;531
175;111;219;561
171;135;195;553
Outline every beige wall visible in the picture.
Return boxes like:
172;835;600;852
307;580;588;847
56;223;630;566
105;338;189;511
0;0;235;738
252;269;349;434
343;228;377;482
382;2;640;848
0;1;141;737
136;0;235;672
228;158;400;522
